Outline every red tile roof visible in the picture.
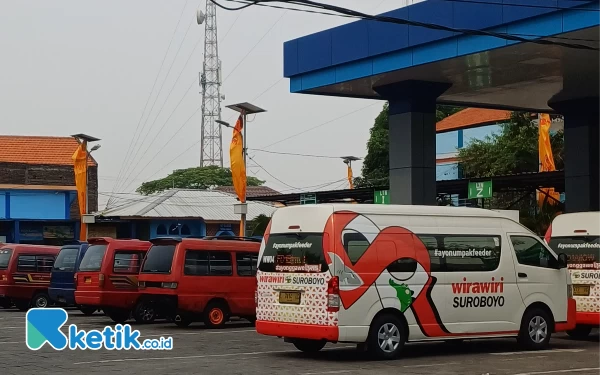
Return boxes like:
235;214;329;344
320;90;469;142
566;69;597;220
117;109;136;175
437;108;511;133
0;136;97;166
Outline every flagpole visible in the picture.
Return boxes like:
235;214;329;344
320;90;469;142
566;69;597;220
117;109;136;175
241;111;247;237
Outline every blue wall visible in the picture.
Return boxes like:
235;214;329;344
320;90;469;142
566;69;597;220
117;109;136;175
150;219;205;239
436;124;501;154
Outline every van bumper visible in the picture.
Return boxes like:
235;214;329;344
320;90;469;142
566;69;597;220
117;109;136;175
555;298;577;332
575;312;600;327
75;291;139;310
48;288;75;305
256;321;339;342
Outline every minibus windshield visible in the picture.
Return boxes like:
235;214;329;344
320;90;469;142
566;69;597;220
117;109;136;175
548;236;600;267
78;245;108;272
53;247;79;272
259;233;328;273
0;249;12;270
141;245;175;274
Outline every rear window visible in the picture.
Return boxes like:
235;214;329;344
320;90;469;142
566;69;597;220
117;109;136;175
548;236;600;268
53;247;79;272
259;233;328;273
141;245;176;274
78;245;107;272
0;249;12;270
114;251;144;274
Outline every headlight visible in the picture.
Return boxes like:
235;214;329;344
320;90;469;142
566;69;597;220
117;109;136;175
162;282;178;289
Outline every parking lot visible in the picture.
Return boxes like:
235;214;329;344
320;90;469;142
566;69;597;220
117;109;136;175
0;308;598;375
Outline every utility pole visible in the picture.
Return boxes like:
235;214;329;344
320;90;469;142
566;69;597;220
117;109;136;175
198;1;224;167
217;102;266;237
341;156;361;189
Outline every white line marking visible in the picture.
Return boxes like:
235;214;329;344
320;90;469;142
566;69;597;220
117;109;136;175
501;356;548;361
491;349;585;356
73;346;355;365
0;326;21;329
512;368;600;375
143;329;256;338
302;371;353;375
0;341;21;344
403;362;460;368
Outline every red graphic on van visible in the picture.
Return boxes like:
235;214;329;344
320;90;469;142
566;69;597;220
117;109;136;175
324;211;451;337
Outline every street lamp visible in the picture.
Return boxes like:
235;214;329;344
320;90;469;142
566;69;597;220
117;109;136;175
71;134;100;241
341;156;361;190
217;103;266;237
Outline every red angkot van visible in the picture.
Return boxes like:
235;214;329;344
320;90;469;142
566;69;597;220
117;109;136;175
74;237;151;323
137;236;260;328
0;244;60;310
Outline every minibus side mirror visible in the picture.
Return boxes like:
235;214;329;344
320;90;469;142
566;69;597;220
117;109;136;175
557;253;568;269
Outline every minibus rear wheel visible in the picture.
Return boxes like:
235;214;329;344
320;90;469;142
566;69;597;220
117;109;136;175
0;299;11;309
133;301;157;324
367;313;406;360
106;309;131;324
203;301;229;328
32;293;50;308
292;339;326;353
79;306;97;316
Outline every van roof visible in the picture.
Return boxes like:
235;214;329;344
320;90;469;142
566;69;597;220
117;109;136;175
88;237;151;245
0;244;60;252
283;203;514;219
551;211;600;236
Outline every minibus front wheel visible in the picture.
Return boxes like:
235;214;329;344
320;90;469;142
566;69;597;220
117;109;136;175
366;313;407;360
518;307;552;350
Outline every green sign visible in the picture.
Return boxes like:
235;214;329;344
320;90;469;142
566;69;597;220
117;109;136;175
468;180;493;199
300;194;317;205
374;190;390;204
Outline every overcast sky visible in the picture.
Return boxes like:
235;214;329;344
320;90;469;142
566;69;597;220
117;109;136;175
0;0;421;209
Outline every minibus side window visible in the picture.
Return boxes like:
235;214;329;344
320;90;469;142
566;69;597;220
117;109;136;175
237;253;258;276
343;231;370;264
443;236;501;272
511;236;558;269
416;235;442;272
210;252;233;276
113;251;144;273
184;251;232;276
17;255;36;272
36;255;55;273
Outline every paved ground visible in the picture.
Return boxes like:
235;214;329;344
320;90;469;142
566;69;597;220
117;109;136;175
0;308;598;375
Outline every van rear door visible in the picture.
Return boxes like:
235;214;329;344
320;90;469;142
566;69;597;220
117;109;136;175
257;232;334;326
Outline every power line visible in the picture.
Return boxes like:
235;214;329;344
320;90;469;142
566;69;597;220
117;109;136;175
247;155;300;189
222;10;288;84
259;102;380;149
220;7;245;43
214;0;599;50
248;148;354;159
116;18;197;193
109;0;191;208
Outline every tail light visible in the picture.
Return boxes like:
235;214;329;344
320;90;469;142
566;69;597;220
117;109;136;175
98;273;105;288
327;276;340;312
138;281;146;288
73;273;78;287
254;290;258;304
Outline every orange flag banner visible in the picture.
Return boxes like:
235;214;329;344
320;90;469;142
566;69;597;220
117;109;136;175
72;141;88;240
538;114;560;207
230;115;246;203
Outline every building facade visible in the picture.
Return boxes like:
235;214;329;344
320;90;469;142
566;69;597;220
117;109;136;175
0;136;98;244
92;189;277;240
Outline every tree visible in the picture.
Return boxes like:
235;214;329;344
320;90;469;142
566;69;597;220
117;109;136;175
458;112;564;178
136;165;265;195
249;214;271;236
354;103;462;188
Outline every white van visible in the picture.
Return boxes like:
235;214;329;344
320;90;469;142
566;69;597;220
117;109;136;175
255;204;575;360
545;211;600;338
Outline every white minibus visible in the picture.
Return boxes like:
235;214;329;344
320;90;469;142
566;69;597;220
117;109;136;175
255;204;576;360
545;211;600;338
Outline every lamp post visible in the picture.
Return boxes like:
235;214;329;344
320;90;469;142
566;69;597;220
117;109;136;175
341;156;361;190
216;102;266;237
71;134;100;241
